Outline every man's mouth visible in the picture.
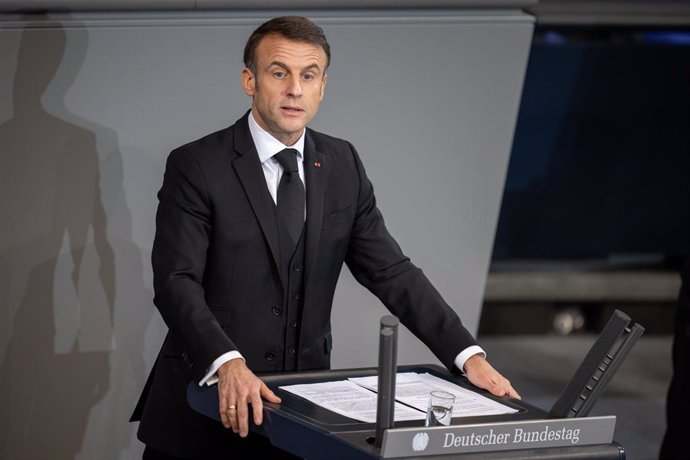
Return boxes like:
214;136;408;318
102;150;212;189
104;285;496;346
281;106;303;113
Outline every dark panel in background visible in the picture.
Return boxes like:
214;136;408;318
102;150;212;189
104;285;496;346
493;27;690;265
482;27;689;336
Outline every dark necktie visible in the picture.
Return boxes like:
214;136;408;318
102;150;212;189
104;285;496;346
274;148;305;244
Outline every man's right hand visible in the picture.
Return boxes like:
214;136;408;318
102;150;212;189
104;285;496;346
217;358;281;437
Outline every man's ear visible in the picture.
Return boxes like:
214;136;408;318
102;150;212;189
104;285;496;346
242;67;255;97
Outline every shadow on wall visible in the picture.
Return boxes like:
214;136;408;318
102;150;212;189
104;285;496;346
0;15;153;459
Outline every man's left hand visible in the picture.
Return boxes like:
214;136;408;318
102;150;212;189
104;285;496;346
464;354;521;399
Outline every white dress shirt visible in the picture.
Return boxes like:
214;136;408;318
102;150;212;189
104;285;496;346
200;110;484;386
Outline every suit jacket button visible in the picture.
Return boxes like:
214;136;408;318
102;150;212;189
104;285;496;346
265;352;276;361
181;351;193;368
272;306;282;316
288;347;296;356
289;320;297;328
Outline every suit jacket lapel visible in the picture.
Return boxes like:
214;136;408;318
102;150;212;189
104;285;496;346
231;114;281;274
303;130;325;297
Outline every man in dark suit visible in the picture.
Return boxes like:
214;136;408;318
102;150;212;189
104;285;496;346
131;16;519;459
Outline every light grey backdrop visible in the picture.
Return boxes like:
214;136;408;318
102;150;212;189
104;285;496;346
0;8;533;459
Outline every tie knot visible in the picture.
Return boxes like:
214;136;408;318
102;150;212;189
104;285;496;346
274;148;300;173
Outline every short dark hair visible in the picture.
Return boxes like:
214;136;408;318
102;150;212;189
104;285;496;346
243;16;331;74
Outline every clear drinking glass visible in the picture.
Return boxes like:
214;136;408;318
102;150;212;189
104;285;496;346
425;390;455;426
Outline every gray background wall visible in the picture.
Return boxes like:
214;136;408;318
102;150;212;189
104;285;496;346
0;8;533;459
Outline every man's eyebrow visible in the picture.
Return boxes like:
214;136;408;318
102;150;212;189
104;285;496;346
267;60;289;70
302;63;322;72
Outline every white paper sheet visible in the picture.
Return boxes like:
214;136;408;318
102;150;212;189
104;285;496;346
279;379;426;423
348;372;518;417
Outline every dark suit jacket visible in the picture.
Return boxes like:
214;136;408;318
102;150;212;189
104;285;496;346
132;112;477;457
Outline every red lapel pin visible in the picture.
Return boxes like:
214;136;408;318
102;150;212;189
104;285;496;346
314;161;321;168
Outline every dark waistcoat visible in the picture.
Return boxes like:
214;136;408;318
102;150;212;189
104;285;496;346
275;209;306;372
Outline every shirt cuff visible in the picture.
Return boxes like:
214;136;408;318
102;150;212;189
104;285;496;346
198;351;244;386
453;345;486;375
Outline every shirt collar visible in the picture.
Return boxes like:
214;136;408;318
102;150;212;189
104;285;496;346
248;110;305;164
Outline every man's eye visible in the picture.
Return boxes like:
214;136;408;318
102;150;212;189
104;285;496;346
274;71;286;78
303;74;315;81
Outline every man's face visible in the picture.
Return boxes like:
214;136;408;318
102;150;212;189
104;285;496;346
242;34;328;146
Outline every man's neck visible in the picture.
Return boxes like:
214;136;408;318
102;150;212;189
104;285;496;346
249;110;304;147
248;110;306;163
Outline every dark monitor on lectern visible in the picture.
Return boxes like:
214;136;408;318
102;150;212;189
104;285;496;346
548;309;645;418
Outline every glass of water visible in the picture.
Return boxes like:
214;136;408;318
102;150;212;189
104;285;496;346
425;390;455;426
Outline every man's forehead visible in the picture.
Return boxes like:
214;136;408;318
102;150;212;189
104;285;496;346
256;34;327;67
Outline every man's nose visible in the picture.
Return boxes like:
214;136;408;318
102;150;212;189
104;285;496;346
286;76;302;97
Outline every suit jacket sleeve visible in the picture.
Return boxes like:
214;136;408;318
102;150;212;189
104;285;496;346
152;147;235;378
343;143;477;371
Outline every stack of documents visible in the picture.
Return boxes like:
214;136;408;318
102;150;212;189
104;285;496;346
280;372;517;423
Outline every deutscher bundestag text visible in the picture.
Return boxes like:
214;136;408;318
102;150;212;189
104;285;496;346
443;426;581;448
